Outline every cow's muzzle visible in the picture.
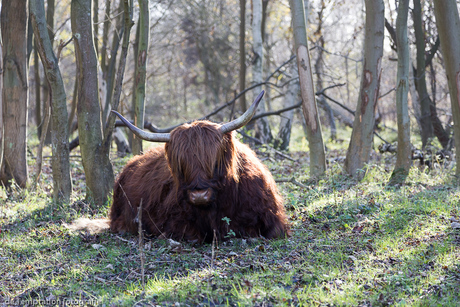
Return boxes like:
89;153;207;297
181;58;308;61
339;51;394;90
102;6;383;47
187;188;213;206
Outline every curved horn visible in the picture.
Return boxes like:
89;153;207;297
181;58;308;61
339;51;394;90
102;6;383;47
220;90;265;134
111;110;170;142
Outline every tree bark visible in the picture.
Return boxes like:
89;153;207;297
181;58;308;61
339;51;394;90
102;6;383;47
289;0;326;178
413;0;433;148
314;0;336;141
0;0;29;188
252;0;272;143
103;0;134;146
389;0;411;185
30;0;72;203
34;44;42;140
0;34;3;170
72;0;114;205
132;0;149;155
239;0;247;112
344;0;384;179
275;63;299;150
102;0;124;123
100;0;111;76
433;0;460;176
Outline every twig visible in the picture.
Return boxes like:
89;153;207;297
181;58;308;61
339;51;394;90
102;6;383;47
374;131;390;144
56;36;74;62
249;101;303;122
315;83;346;95
276;177;309;189
34;95;50;188
319;92;355;115
211;229;217;270
138;199;145;290
237;130;296;162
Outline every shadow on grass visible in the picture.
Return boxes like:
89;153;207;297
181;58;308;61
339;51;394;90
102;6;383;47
1;172;460;306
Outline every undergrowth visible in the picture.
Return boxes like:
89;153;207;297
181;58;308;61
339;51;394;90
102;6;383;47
1;134;459;306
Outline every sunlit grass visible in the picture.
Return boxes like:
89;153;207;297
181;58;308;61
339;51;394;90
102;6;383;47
1;126;459;305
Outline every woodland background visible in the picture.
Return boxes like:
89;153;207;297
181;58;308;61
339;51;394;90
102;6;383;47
1;0;460;306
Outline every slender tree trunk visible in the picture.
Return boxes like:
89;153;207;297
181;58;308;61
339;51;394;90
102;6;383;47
344;0;384;179
100;0;111;76
42;0;55;145
132;0;149;155
413;0;433;148
239;0;247;112
0;35;3;170
314;0;336;141
103;0;134;147
433;0;460;176
289;0;326;178
93;0;99;55
102;0;124;123
68;79;78;135
389;0;411;185
34;44;42;139
30;0;72;203
252;0;272;143
276;63;299;150
72;0;114;205
412;0;449;149
0;0;29;188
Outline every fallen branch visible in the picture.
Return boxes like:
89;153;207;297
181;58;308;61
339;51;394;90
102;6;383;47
275;177;309;189
237;130;296;162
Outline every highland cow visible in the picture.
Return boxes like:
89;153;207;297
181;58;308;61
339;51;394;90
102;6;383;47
110;91;289;243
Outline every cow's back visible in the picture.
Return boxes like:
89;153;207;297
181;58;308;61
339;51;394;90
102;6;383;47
110;146;172;234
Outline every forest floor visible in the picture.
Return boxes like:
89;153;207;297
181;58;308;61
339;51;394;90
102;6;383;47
1;135;460;306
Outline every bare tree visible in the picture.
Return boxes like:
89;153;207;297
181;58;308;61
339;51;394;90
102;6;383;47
433;0;460;175
0;33;3;171
344;0;384;179
0;0;29;188
71;0;114;205
275;63;299;150
252;0;272;143
389;0;411;185
289;0;326;177
132;0;149;155
412;0;433;148
30;0;72;203
239;0;247;112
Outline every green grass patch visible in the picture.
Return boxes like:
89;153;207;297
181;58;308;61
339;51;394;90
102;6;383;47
1;139;459;306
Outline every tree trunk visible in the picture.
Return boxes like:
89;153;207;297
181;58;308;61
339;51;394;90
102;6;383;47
30;0;72;203
239;0;247;112
433;0;460;176
0;0;29;188
275;63;299;150
289;0;326;178
102;0;124;123
0;35;3;170
313;0;336;141
72;0;114;205
412;0;449;149
93;0;99;55
34;44;42;140
100;0;111;76
389;0;411;185
413;0;433;148
132;0;149;156
252;0;272;143
344;0;384;179
103;0;134;150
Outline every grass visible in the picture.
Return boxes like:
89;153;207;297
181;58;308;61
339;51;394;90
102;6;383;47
1;133;460;306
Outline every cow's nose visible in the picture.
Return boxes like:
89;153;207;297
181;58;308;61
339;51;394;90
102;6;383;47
188;189;212;205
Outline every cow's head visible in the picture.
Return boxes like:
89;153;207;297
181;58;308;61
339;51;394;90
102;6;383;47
112;91;264;207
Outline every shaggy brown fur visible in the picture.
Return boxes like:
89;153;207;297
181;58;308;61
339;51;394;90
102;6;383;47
110;120;289;243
